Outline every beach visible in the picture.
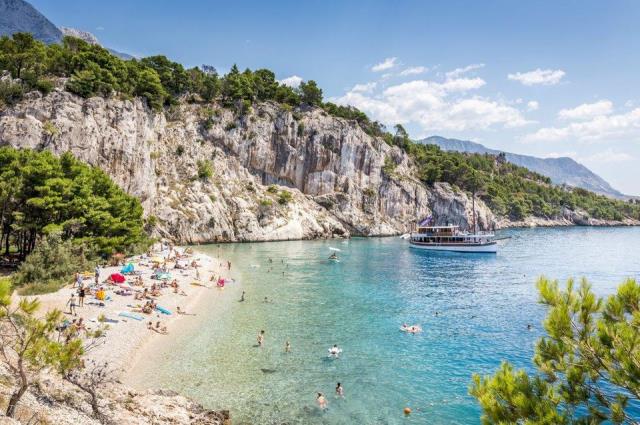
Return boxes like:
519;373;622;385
28;245;237;379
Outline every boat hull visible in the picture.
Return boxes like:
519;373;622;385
409;241;498;253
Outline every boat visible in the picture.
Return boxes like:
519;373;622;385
409;224;497;253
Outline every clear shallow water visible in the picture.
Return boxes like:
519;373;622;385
133;227;640;424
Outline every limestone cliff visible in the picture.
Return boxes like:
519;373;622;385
0;87;495;243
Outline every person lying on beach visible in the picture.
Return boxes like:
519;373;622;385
176;306;196;316
317;393;328;410
155;321;168;334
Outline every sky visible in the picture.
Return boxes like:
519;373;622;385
31;0;640;194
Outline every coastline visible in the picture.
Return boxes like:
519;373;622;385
7;246;235;424
30;246;233;378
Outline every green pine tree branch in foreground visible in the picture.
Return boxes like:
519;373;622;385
0;278;110;418
470;277;640;424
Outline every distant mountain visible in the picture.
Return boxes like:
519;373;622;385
0;0;133;59
421;136;624;198
0;0;61;44
60;26;134;59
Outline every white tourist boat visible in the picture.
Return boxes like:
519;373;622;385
409;224;497;253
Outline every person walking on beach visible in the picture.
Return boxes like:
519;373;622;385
78;286;85;307
67;293;78;316
285;340;291;353
257;330;265;347
336;383;344;397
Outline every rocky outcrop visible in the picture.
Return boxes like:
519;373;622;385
0;368;229;424
0;88;497;243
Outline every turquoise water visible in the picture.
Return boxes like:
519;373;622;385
133;227;640;424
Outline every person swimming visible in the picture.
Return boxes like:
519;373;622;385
285;340;291;353
335;382;344;397
317;392;328;409
329;253;338;260
328;344;342;357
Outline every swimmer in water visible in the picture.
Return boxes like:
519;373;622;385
335;382;344;397
317;393;328;409
329;253;338;260
328;344;341;357
527;324;532;330
285;340;291;353
257;330;265;347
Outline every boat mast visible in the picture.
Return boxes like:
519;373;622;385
472;189;477;234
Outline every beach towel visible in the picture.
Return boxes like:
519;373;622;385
110;273;125;283
121;263;134;274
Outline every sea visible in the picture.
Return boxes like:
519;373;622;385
130;226;640;424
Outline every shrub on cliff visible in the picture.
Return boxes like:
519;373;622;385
471;277;640;424
0;147;147;262
12;233;94;294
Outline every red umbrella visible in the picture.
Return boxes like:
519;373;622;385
110;273;126;283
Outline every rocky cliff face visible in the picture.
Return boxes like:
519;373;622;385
0;86;496;243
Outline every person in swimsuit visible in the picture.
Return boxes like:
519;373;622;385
317;393;328;409
78;286;85;307
257;330;265;347
335;382;344;397
285;340;291;353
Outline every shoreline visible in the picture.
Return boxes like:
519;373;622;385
28;246;235;380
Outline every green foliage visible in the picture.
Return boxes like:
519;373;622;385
382;156;396;176
471;277;640;424
0;147;146;260
260;198;273;207
267;184;279;194
175;145;185;156
278;190;293;205
299;80;323;106
297;122;305;137
0;80;24;107
225;121;237;131
196;159;213;180
13;233;94;294
0;279;84;417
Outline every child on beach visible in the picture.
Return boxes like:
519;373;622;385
67;293;78;316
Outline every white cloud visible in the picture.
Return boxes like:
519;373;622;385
279;75;303;88
331;74;531;134
581;149;634;163
371;57;398;72
508;68;566;86
399;66;428;76
446;63;485;79
558;100;613;121
527;101;539;111
523;106;640;143
351;82;377;93
541;151;578;159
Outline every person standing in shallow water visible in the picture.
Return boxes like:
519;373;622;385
285;340;291;352
257;330;265;347
335;382;344;397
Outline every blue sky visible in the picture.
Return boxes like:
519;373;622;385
32;0;640;194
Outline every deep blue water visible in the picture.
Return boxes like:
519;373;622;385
132;227;640;424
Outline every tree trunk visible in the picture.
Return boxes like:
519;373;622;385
6;383;28;417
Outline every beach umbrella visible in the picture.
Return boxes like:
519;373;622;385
110;273;126;283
